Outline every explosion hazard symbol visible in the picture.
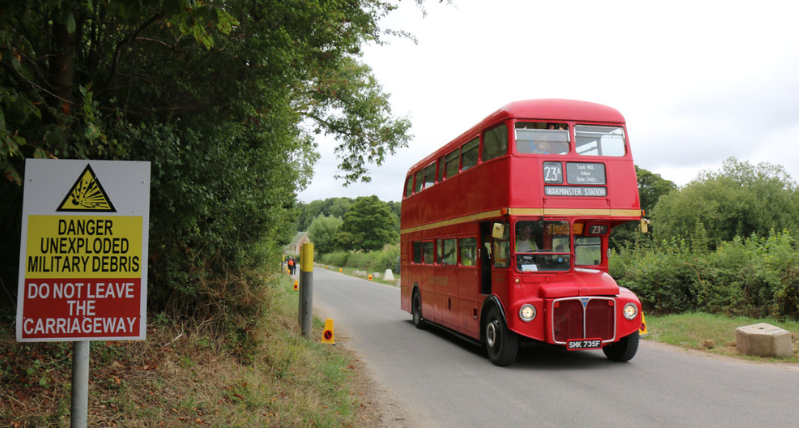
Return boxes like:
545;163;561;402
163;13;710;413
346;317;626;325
57;164;116;212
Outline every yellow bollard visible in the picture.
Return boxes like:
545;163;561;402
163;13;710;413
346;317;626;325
321;319;335;344
368;274;372;281
639;312;649;337
339;268;342;273
293;280;298;291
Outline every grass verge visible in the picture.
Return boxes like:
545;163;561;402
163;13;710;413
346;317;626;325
0;274;381;427
644;312;799;362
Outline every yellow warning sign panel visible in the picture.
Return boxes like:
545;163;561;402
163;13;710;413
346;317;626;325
57;164;115;212
25;215;142;279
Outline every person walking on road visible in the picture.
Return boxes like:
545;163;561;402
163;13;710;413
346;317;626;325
288;257;295;275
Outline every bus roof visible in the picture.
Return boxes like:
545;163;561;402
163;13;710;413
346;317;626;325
408;99;626;174
485;99;625;125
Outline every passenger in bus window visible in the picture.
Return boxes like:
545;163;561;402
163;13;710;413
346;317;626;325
533;141;552;154
515;224;538;252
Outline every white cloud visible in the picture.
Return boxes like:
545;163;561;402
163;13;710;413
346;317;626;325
298;0;799;202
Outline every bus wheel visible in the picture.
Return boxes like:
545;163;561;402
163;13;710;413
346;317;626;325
412;291;426;330
603;331;639;362
484;306;518;366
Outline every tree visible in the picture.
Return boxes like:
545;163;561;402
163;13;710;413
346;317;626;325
335;196;399;252
610;166;676;248
296;197;354;231
0;0;415;335
652;157;799;248
386;200;402;234
308;214;344;255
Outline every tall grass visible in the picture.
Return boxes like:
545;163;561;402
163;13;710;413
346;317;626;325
0;274;371;427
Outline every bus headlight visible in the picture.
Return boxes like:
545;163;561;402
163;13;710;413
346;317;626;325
519;304;536;322
623;303;638;320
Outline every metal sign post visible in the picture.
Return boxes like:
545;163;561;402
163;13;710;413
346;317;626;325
71;341;90;427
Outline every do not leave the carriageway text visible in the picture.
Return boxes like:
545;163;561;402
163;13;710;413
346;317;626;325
22;281;140;336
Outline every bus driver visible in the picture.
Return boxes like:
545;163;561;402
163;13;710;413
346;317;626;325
515;223;538;252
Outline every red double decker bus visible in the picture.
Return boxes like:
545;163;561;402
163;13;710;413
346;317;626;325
400;99;646;366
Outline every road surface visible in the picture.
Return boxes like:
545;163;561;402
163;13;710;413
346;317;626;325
309;267;799;428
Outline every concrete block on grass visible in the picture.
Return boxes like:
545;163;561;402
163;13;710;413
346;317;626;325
736;323;793;357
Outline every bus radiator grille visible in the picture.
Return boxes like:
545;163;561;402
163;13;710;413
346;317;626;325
552;297;615;343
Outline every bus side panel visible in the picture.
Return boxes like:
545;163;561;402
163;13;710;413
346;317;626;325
605;158;640;211
491;270;510;318
435;177;459;225
434;265;458;329
478;157;511;212
420;264;435;323
400;238;411;313
507;158;540;207
457;266;480;339
458;167;479;216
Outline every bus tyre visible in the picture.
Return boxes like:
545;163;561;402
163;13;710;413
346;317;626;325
484;306;518;366
412;291;426;330
603;331;639;362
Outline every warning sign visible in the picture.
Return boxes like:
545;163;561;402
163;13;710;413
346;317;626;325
17;160;150;342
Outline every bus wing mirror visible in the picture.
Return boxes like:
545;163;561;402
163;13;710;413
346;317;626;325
640;219;650;234
492;223;505;239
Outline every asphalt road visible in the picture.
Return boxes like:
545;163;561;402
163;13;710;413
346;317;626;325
309;266;799;428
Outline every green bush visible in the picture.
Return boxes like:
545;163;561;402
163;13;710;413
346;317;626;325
319;245;399;273
611;229;799;319
321;252;349;267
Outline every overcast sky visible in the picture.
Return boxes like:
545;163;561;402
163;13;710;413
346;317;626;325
297;0;799;203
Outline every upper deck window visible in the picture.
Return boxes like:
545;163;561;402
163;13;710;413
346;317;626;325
515;122;569;155
482;124;508;162
444;149;459;178
404;175;413;197
413;170;424;193
461;138;479;171
423;162;436;189
575;125;626;157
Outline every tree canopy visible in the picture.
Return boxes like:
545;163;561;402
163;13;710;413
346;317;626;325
652;157;799;248
610;166;676;248
307;214;344;255
335;195;399;252
296;197;354;231
0;0;415;337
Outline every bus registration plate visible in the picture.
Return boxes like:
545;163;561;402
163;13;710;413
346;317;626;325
567;338;602;351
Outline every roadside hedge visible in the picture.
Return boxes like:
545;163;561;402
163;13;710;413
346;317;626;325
320;245;399;273
611;229;799;319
